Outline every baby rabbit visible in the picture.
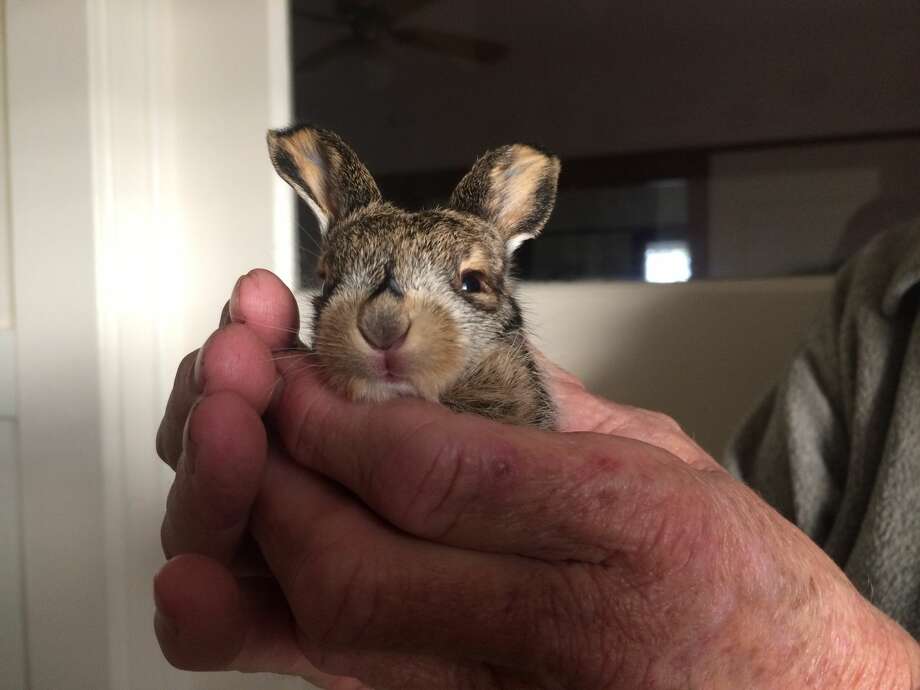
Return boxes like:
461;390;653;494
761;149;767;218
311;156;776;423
267;125;560;429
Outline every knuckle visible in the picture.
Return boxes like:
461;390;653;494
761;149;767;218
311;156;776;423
176;349;199;388
219;300;231;326
157;350;201;466
648;410;682;432
295;636;369;686
632;484;710;581
533;566;612;682
293;530;379;648
155;417;182;470
155;424;169;463
294;634;341;676
160;506;181;560
159;514;175;559
291;389;336;468
395;426;482;539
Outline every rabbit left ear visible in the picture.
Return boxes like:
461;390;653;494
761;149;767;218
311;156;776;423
449;144;560;255
267;125;381;235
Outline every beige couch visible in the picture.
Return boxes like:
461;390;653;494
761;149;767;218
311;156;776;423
522;277;834;457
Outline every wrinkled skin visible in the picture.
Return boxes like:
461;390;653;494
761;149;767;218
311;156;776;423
154;269;920;690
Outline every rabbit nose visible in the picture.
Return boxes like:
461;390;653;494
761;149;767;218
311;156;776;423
358;299;411;351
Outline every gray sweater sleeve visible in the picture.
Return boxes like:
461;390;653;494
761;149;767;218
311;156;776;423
723;303;849;546
724;221;920;637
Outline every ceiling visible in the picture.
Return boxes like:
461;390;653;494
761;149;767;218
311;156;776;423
291;0;920;173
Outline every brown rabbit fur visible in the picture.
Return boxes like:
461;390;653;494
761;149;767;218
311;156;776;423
267;124;560;428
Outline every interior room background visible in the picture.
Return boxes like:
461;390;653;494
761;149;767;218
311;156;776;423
1;1;917;688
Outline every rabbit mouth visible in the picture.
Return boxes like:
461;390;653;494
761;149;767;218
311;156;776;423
366;348;404;377
345;341;464;403
354;377;423;402
314;291;468;404
357;350;436;400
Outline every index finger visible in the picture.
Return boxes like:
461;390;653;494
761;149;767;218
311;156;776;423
156;269;299;469
229;268;301;350
271;355;710;565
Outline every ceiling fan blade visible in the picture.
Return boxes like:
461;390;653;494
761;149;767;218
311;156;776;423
292;9;349;25
385;0;440;21
296;36;364;73
390;27;509;63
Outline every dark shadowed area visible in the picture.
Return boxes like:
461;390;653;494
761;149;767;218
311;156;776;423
290;0;920;286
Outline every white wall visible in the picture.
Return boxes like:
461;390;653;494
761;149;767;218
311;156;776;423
0;3;27;689
87;2;297;688
6;2;110;687
166;0;293;345
0;0;11;329
5;1;298;688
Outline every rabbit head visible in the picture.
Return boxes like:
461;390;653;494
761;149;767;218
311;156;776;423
268;125;559;404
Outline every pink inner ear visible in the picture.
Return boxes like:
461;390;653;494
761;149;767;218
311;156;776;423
481;145;559;247
487;150;546;231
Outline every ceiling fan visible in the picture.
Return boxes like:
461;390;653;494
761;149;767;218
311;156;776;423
294;0;510;73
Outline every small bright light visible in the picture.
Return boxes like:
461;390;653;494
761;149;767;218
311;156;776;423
644;241;692;283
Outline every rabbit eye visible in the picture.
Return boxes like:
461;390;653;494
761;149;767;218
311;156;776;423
460;270;486;294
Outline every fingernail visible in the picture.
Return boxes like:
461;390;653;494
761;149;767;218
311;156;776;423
229;273;249;324
181;398;202;475
152;572;179;637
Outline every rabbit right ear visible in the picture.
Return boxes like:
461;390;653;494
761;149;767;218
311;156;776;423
449;144;560;255
267;125;382;235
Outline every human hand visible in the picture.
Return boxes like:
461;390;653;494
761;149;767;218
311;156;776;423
155;270;920;689
536;351;713;469
154;269;370;688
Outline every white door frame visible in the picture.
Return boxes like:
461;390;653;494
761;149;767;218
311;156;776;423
0;2;27;687
6;1;294;687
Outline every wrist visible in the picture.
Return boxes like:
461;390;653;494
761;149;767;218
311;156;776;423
689;564;919;690
783;584;920;690
872;611;920;690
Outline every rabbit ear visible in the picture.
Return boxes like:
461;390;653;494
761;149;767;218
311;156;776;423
267;125;382;235
450;144;560;255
